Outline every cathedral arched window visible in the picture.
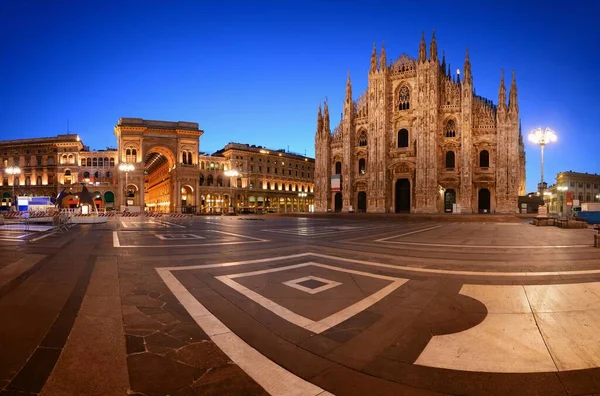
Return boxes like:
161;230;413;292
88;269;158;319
358;158;366;174
398;129;409;148
359;133;367;147
335;162;342;175
445;120;456;138
479;150;490;168
398;85;410;110
445;151;455;169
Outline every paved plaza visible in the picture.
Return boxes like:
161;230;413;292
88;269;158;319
1;215;600;395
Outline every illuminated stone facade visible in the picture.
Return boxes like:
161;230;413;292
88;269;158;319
546;171;600;214
314;33;526;214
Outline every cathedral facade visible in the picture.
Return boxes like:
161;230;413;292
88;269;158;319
314;32;526;214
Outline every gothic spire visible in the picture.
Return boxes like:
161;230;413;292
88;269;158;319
380;41;387;72
370;42;378;74
317;103;323;136
508;70;518;113
441;50;446;72
498;69;507;111
323;98;330;134
447;62;451;78
345;71;352;103
418;31;427;63
429;30;438;62
463;47;472;84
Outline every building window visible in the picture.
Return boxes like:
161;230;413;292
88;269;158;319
188;152;193;165
36;176;42;185
237;179;242;188
94;171;100;179
83;171;90;178
87;158;92;166
445;151;455;168
398;85;410;110
570;182;575;187
587;183;591;188
398;129;409;148
98;158;103;167
110;158;115;167
81;158;86;166
359;133;367;147
445;120;456;138
217;176;223;187
106;171;112;179
199;174;204;186
479;150;490;168
266;182;271;190
25;176;31;186
335;162;342;175
93;158;98;167
358;158;366;174
207;175;213;186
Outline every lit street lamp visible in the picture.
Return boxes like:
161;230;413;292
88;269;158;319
118;163;135;207
528;127;557;196
5;166;21;211
224;169;239;214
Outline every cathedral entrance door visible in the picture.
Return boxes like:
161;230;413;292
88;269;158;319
334;193;342;213
357;191;367;213
395;179;411;213
478;188;491;213
444;189;456;213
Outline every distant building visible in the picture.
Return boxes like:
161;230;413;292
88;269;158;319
314;33;526;214
546;171;600;214
1;119;314;213
0;134;118;210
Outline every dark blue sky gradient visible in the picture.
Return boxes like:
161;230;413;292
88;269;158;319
1;1;598;192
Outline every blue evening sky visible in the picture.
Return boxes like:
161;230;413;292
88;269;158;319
1;1;598;192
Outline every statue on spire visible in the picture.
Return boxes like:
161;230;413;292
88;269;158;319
317;103;323;136
380;41;387;71
370;43;378;74
345;71;352;103
323;98;331;135
419;31;427;63
430;30;438;62
441;50;446;72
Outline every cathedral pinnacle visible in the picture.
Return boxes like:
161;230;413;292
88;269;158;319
508;70;518;113
419;31;427;63
463;47;472;84
430;30;438;62
346;71;352;102
380;41;387;71
498;69;507;111
317;104;323;136
323;98;331;135
370;43;378;74
441;50;446;72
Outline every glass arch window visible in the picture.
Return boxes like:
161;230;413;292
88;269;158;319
480;150;490;168
445;120;456;138
358;158;366;174
445;151;455;168
398;129;409;148
398;85;410;110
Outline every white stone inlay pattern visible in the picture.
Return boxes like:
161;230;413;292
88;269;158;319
282;275;341;294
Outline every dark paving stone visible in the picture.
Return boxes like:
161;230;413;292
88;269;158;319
322;309;382;343
298;279;328;289
311;364;445;396
558;368;600;395
192;364;268;396
297;334;342;355
128;352;199;396
163;321;209;343
172;341;231;370
125;334;146;354
6;347;61;393
145;331;188;354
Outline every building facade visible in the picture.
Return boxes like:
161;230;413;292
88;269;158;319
314;33;526;214
546;171;600;214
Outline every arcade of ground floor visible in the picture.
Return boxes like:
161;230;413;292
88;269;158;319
1;216;599;395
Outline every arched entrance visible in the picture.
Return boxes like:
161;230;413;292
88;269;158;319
92;191;103;210
104;191;115;209
395;179;411;213
334;193;342;213
478;188;491;213
444;189;456;213
143;146;176;213
126;184;139;207
357;191;367;213
181;185;195;213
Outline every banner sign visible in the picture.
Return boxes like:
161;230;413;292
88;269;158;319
331;175;341;191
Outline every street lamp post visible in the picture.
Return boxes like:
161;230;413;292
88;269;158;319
5;166;21;211
224;169;239;215
528;127;557;197
118;163;135;208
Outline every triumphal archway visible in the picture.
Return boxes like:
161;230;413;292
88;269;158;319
114;118;203;213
